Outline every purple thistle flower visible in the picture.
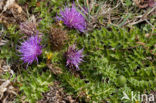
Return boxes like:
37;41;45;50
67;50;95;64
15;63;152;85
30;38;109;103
19;36;42;65
65;45;84;70
57;4;86;32
148;0;156;7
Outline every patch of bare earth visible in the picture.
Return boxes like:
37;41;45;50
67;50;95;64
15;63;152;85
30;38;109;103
38;81;78;103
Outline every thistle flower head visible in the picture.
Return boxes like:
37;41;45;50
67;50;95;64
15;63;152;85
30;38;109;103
65;45;84;70
20;21;37;36
19;36;42;65
49;27;68;50
148;0;156;7
57;4;86;32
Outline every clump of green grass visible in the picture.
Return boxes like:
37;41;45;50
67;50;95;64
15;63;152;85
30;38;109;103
16;67;53;103
58;26;156;102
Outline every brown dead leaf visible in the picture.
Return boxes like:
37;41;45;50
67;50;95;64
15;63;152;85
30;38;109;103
0;39;8;46
9;3;22;13
145;33;156;38
0;0;27;24
152;33;156;36
0;80;18;103
0;80;10;99
0;0;4;10
3;0;15;12
9;3;27;22
36;2;40;7
136;41;145;45
145;33;151;38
